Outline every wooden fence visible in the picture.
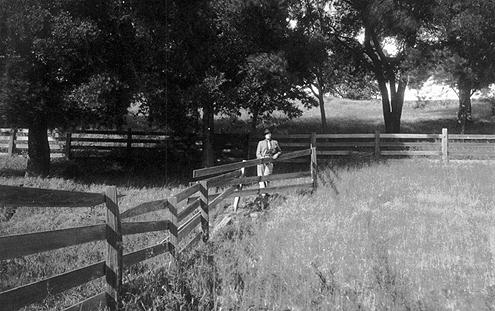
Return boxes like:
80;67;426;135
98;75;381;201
0;129;247;162
4;127;491;162
0;148;317;310
0;182;207;311
192;148;317;204
249;128;495;161
0;128;65;158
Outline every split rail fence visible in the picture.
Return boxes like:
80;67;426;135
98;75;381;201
192;148;318;204
0;148;317;310
0;129;246;161
0;182;208;311
2;127;494;162
0;129;65;158
249;128;495;161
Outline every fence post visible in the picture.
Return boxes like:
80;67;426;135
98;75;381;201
199;180;214;306
310;147;318;190
374;129;381;159
126;128;132;161
7;128;17;157
311;132;317;148
65;132;72;160
199;181;209;242
441;128;448;163
104;186;122;311
166;197;178;266
233;160;246;211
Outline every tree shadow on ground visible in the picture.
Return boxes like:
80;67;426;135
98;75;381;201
0;155;200;188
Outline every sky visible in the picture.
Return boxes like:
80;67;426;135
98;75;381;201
405;79;458;101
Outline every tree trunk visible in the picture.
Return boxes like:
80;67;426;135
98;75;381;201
26;116;50;177
202;104;215;167
317;87;327;132
457;76;472;134
363;27;406;133
377;78;406;133
377;80;392;132
250;110;258;135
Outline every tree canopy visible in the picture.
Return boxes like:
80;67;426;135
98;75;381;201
0;0;139;175
2;0;495;175
429;0;495;132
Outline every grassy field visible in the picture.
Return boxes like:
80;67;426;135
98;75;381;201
217;97;495;134
2;158;494;310
212;159;495;310
1;98;495;310
0;157;188;310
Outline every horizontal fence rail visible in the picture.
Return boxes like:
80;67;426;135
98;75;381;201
248;129;495;161
193;148;317;203
0;128;249;162
193;149;312;178
0;182;206;311
1;147;318;310
0;185;105;207
2;128;494;162
0;129;64;158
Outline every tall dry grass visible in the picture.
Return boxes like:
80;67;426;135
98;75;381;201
2;155;495;309
212;160;495;310
0;156;201;310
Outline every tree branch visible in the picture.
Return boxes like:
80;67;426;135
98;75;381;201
308;84;319;98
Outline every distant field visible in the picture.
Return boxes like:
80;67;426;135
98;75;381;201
217;97;495;135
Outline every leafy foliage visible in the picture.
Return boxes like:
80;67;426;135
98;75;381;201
431;0;495;90
0;0;138;129
325;0;437;132
235;52;316;128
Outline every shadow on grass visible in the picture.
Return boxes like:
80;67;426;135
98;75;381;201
217;105;494;135
0;155;201;188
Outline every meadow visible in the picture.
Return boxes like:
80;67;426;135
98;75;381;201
217;97;495;134
212;159;495;310
1;97;495;310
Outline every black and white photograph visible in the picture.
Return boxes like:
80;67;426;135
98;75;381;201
1;0;495;310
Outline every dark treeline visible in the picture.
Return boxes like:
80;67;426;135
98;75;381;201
1;0;495;176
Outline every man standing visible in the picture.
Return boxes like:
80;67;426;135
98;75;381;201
256;128;282;189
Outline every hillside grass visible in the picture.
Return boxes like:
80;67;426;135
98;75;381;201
217;97;495;134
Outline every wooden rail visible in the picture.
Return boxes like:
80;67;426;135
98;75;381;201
0;181;208;311
0;128;249;161
193;148;317;202
193;149;312;178
0;129;65;158
1;148;316;310
3;128;495;162
0;185;105;207
248;128;495;161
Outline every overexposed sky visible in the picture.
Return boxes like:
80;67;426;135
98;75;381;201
406;79;458;101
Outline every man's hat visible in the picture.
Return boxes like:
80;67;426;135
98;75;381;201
263;128;271;135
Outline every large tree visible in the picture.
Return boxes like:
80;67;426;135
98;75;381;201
430;0;495;133
287;2;377;132
337;0;438;132
290;0;436;132
0;0;138;176
234;52;316;133
147;0;316;166
214;0;315;132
